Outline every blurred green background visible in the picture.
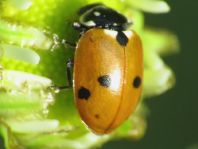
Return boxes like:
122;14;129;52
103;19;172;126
103;0;198;149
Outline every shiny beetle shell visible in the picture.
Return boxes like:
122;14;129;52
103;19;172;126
73;28;143;134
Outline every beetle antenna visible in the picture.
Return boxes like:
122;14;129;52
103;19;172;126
62;39;76;48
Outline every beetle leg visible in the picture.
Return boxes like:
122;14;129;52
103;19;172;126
66;58;74;87
50;58;74;91
62;39;76;49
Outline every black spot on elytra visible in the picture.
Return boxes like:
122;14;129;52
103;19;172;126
98;75;111;87
78;87;91;100
116;31;128;46
133;76;141;88
95;114;100;119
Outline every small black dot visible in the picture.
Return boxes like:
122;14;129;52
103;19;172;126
116;31;128;46
98;75;111;87
78;87;91;100
95;114;100;119
133;76;141;88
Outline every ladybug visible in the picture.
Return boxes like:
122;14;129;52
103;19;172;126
65;3;143;134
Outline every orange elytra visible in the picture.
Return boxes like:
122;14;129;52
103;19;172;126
69;3;143;134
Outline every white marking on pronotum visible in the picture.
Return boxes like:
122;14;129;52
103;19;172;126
113;23;118;26
123;31;133;38
94;11;101;16
104;30;133;39
104;30;117;38
85;21;96;26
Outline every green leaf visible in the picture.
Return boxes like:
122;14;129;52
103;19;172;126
0;70;54;118
0;19;53;50
6;120;59;133
0;44;40;64
144;51;165;69
0;92;44;116
129;0;170;13
2;70;52;89
0;123;8;149
113;103;147;140
6;0;32;10
143;66;175;97
0;122;21;149
143;29;179;56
